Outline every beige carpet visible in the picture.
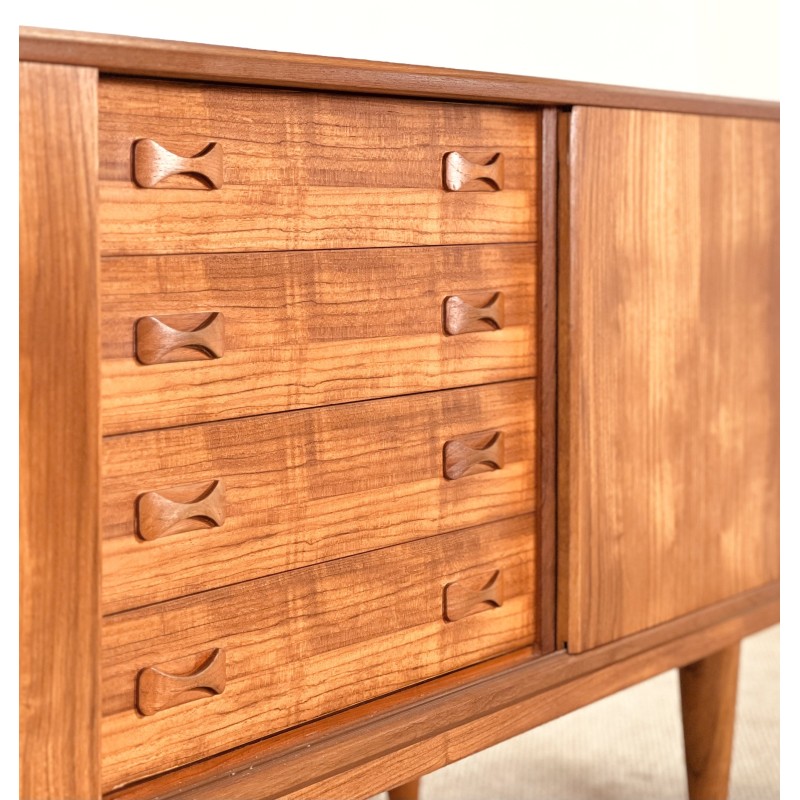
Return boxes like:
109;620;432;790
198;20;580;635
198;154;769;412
373;625;779;800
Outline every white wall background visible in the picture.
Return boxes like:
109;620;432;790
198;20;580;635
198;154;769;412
20;0;779;100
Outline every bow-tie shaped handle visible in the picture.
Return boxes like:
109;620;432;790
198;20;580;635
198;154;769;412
444;292;505;335
137;649;226;716
137;480;226;541
443;431;505;480
135;312;225;365
444;570;504;621
134;139;224;189
443;152;504;191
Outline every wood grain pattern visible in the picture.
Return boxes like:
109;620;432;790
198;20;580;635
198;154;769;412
105;585;777;800
560;108;780;651
20;62;102;800
101;244;537;434
101;516;536;790
138;649;226;716
444;152;504;191
537;108;558;653
137;480;225;541
680;643;741;800
20;28;779;120
102;381;536;614
99;77;538;255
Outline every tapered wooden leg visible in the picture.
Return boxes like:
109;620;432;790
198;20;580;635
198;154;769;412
388;777;420;800
680;642;741;800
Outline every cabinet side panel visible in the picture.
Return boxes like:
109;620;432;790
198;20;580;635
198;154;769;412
20;62;101;798
564;107;779;651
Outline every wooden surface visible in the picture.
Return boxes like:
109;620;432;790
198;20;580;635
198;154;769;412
101;515;536;790
102;380;537;614
559;108;780;651
106;583;778;800
388;779;421;800
680;643;741;800
101;244;536;434
20;27;779;120
537;107;558;653
20;62;102;800
98;77;538;255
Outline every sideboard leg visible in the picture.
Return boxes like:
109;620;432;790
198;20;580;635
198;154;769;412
680;642;741;800
388;777;421;800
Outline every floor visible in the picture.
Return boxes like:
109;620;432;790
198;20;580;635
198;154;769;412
373;625;779;799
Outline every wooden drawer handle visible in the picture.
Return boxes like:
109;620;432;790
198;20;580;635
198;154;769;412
444;292;505;335
443;431;504;480
137;480;226;541
444;570;503;621
134;139;223;189
443;152;504;191
137;649;226;716
135;312;224;365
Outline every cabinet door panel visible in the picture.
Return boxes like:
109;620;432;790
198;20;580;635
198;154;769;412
559;107;779;652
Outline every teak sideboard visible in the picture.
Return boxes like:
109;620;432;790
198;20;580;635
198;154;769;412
19;27;779;800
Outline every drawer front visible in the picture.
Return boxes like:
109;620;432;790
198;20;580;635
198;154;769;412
101;244;537;434
102;380;536;614
98;78;538;255
101;515;536;791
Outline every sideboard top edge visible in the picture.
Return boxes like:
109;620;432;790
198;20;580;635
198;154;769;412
20;27;779;120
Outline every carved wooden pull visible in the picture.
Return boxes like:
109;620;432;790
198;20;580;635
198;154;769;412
444;571;504;621
443;152;504;191
134;139;223;189
444;292;505;335
443;431;504;480
138;649;226;716
137;480;226;541
135;312;225;365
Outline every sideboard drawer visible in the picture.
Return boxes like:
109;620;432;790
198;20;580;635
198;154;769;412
98;77;538;255
102;380;536;614
101;514;537;790
100;244;537;434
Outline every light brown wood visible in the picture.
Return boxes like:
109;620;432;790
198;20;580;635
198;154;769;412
444;292;505;335
560;108;780;651
105;586;778;800
388;779;421;800
135;312;225;365
101;244;536;434
101;515;536;790
443;430;505;480
20;62;102;800
680;643;741;800
137;480;226;541
102;380;536;614
99;77;538;255
138;649;227;716
133;139;223;189
444;570;503;621
444;152;504;191
20;28;780;120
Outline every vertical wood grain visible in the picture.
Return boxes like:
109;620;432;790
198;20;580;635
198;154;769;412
538;107;558;653
561;108;780;651
680;643;741;800
20;63;101;799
